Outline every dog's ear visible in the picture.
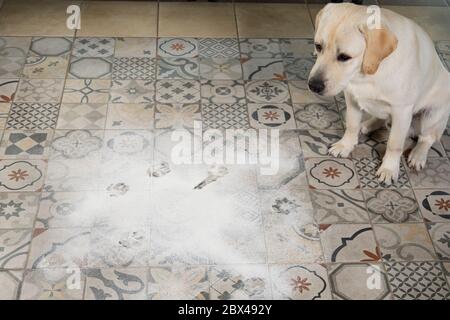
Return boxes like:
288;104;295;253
360;25;398;75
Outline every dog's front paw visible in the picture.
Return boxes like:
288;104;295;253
376;163;399;185
407;144;428;171
328;139;355;158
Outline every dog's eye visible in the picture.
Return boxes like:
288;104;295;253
337;53;352;62
315;43;322;53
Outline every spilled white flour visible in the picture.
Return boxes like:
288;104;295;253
40;160;267;268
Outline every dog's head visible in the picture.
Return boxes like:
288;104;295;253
308;3;398;96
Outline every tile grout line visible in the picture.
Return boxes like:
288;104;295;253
156;0;160;40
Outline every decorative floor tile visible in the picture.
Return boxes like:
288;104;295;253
406;158;450;188
199;38;239;58
155;103;201;129
248;103;296;129
147;266;209;300
0;160;46;192
36;191;93;228
415;189;450;222
354;158;411;189
283;57;315;81
306;158;359;190
29;37;73;57
113;57;155;80
0;229;32;269
56;103;107;130
72;38;115;58
0;270;22;299
280;38;314;59
245;80;291;104
202;103;249;129
158;38;198;58
426;222;450;260
102;130;153;160
336;100;347;127
288;80;333;104
442;129;450;157
240;39;281;59
44;159;101;192
0;103;11;129
328;263;391;300
294;103;343;130
373;224;437;262
320;224;379;263
63;79;111;104
270;264;331;300
50;130;103;160
209;265;271;300
0;56;25;78
201;80;245;104
69;57;112;79
415;140;447;158
265;223;323;264
22;56;68;79
106;103;154;129
110;80;155;104
27;228;91;269
260;187;313;226
299;130;343;158
352;129;389;159
7;103;60;130
89;227;150;268
157;57;199;79
84;268;147;300
114;37;156;58
0;129;53;159
385;261;450;300
14;79;64;103
0;192;39;228
443;262;450;285
156;80;200;104
0;79;19;103
310;189;369;224
0;36;31;57
242;58;286;81
199;57;242;80
436;40;450;55
364;189;422;223
442;54;450;71
257;131;307;190
20;268;85;300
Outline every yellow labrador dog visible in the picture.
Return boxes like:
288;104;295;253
308;3;450;184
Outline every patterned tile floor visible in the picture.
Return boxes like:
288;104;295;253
1;3;450;301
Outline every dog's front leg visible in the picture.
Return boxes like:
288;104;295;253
376;107;413;184
329;92;362;158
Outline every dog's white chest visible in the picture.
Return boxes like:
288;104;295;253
358;99;391;119
346;85;392;119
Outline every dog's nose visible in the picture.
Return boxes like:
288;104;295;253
308;78;325;94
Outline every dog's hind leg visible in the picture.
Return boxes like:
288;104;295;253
407;105;450;170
